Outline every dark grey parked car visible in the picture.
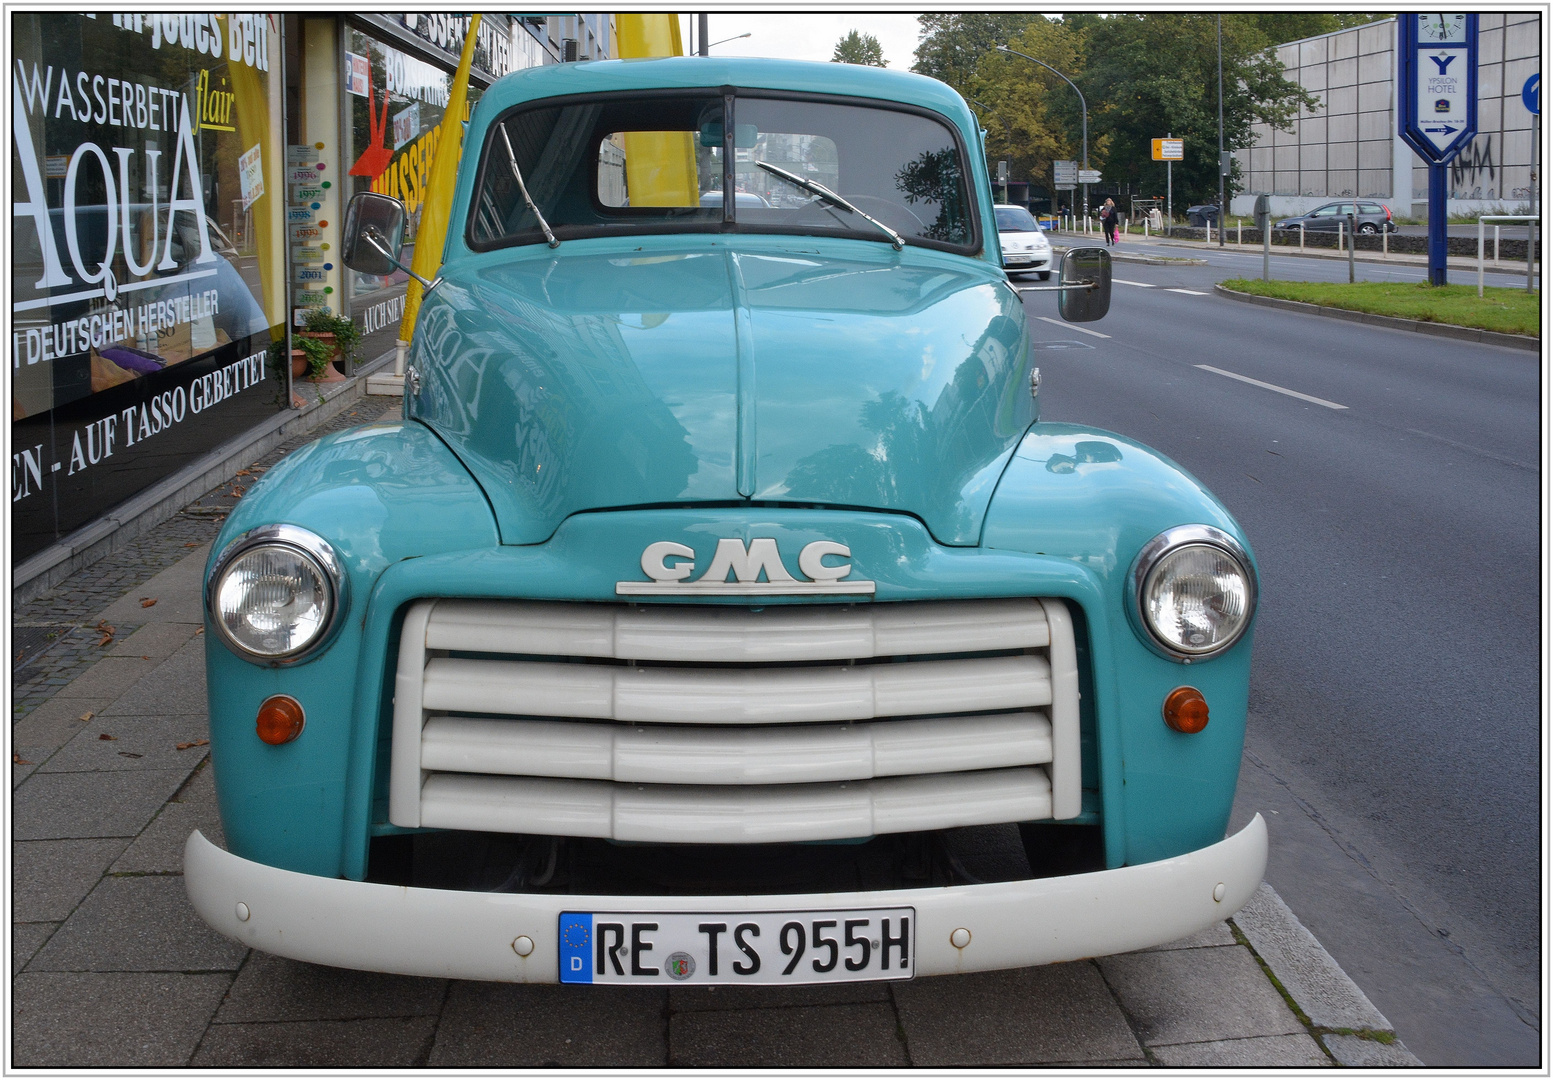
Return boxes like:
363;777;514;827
1275;201;1397;235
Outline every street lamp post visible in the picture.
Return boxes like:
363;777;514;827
706;32;751;50
997;45;1089;221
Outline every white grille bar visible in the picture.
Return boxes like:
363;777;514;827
418;767;1053;844
419;710;1052;786
424;598;1050;663
420;654;1051;725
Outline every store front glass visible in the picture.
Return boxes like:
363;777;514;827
12;13;287;561
344;27;476;361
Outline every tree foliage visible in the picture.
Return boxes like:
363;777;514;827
832;29;887;67
1079;15;1318;202
912;13;1045;89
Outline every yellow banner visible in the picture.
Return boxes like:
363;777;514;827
399;13;481;344
616;14;698;207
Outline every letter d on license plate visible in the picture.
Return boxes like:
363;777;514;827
558;908;915;985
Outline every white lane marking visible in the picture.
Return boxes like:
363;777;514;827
1195;365;1349;410
1165;288;1210;295
1036;315;1110;338
1113;278;1157;287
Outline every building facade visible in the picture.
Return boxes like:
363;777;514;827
1234;15;1541;219
11;13;614;570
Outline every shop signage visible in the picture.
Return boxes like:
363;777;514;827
288;223;322;243
287;166;322;184
12;13;284;563
239;143;265;210
392;14;513;80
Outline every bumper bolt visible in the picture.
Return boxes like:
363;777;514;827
235;902;250;922
950;927;971;949
512;935;535;957
1212;882;1227;903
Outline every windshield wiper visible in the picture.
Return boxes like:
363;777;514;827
499;122;560;249
753;160;905;251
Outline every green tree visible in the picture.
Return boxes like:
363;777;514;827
961;18;1087;209
1076;14;1318;203
831;29;887;67
1238;13;1392;49
912;13;1044;91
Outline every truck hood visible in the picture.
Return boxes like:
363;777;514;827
411;237;1032;546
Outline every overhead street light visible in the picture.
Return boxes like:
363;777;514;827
707;32;752;50
997;45;1089;219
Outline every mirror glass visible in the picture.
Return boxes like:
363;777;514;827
1057;247;1112;322
342;192;407;276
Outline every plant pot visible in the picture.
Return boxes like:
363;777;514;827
290;350;308;379
296;331;347;382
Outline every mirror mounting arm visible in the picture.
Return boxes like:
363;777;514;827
362;230;439;293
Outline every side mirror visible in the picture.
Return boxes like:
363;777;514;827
341;191;407;276
1057;247;1112;323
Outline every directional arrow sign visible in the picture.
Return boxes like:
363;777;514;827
1077;169;1102;183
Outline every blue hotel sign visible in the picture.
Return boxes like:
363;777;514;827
1399;14;1479;163
1399;14;1478;284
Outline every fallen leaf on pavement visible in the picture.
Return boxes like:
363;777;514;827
195;628;205;635
77;711;94;722
14;753;33;765
98;733;117;741
140;598;157;608
184;542;200;548
235;469;251;477
231;485;247;497
141;655;150;660
175;739;210;750
117;751;143;759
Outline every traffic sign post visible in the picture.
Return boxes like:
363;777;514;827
1153;135;1183;225
1399;13;1478;285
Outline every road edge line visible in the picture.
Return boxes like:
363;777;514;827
1212;285;1540;352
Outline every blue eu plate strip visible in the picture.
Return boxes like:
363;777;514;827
558;912;593;983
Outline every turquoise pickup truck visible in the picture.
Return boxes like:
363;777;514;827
188;56;1264;986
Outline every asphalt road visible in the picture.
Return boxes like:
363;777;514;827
1016;258;1541;1066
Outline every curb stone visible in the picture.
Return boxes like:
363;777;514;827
1231;883;1423;1065
1212;284;1539;352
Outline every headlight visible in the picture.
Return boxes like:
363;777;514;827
1128;525;1256;661
206;525;347;663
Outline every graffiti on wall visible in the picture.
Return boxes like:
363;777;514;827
1450;135;1496;199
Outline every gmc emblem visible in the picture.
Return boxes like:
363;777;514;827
616;538;876;596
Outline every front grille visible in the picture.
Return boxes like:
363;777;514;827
388;598;1081;844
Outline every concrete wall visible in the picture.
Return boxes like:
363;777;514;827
1234;15;1541;219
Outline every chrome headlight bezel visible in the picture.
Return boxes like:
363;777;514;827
205;524;348;664
1126;524;1257;662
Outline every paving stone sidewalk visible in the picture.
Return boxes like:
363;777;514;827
10;398;1421;1068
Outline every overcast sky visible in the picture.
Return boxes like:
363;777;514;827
677;13;925;69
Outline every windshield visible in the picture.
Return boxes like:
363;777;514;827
994;206;1038;232
468;91;977;253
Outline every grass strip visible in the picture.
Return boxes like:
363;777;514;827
1220;278;1540;337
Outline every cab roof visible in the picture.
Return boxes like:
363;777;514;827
472;56;977;134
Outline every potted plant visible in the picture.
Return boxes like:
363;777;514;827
294;307;363;382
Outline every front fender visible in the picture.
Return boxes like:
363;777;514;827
983;424;1258;867
204;420;498;877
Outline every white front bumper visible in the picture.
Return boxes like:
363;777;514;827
184;816;1266;982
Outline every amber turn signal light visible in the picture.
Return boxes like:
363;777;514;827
256;695;305;745
1163;686;1209;733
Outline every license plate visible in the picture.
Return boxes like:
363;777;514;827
558;907;915;985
